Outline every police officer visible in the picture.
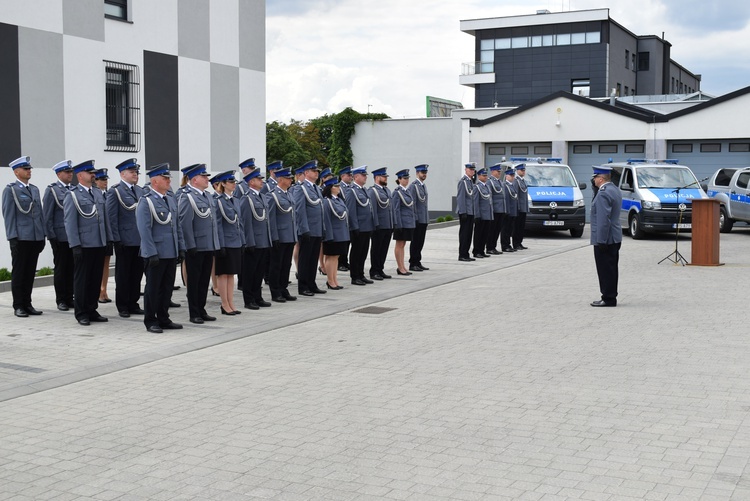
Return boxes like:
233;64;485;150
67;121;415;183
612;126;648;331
106;158;146;318
293;160;327;296
345;166;376;285
513;163;529;250
239;169;272;310
260;160;283;195
178;163;220;324
43;160;75;311
2;156;46;317
590;164;623;307
408;164;429;272
472;167;493;258
486;163;507;255
457;162;476;261
234;157;256;200
136;164;184;333
501;167;519;253
368;167;394;280
64;160;112;325
94;168;113;304
266;168;297;302
337;165;353;272
392;168;416;276
211;170;244;315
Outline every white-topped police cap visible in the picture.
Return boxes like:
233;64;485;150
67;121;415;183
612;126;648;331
53;160;73;173
9;156;31;169
592;164;614;175
351;165;368;175
465;162;477;170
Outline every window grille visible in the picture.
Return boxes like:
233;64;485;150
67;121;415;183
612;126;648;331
105;60;140;152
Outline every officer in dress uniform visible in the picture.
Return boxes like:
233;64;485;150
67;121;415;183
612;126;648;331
178;163;220;324
266;168;298;302
2;156;46;317
486;163;507;255
501;166;519;253
43;160;75;311
260;160;283;195
337;165;353;272
368;167;394;280
64;160;112;325
136;163;185;333
392;168;417;276
472;167;493;258
590;164;623;307
106;158;146;318
234;157;256;200
94;168;114;304
293;160;327;296
408;164;429;272
457;162;477;261
239;169;272;310
345;166;376;285
512;164;530;250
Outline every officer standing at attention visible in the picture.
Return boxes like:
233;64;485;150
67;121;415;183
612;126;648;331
233;157;256;200
500;166;519;253
486;163;507;255
64;160;112;325
336;165;353;272
368;167;394;280
456;162;476;261
260;160;283;195
471;167;493;259
590;164;622;307
512;163;529;250
106;158;146;317
136;164;184;333
392;168;416;276
178;163;220;324
294;160;327;296
239;169;272;310
43;160;75;311
266;168;298;303
93;168;114;304
408;164;429;272
345;166;376;285
2;156;46;317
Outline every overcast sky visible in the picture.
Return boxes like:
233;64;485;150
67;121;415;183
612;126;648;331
266;0;750;123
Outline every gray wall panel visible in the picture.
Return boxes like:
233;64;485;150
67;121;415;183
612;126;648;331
239;0;265;71
0;23;21;164
144;51;179;170
178;0;209;61
18;28;65;170
211;63;239;171
63;0;104;41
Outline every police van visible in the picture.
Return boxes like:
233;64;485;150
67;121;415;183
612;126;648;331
509;157;587;238
609;159;708;239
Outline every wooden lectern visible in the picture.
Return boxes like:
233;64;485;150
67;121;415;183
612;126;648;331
690;198;722;266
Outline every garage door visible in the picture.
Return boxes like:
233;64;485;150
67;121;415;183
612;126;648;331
485;143;552;166
667;140;750;183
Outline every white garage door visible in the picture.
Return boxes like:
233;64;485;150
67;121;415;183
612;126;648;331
667;140;750;183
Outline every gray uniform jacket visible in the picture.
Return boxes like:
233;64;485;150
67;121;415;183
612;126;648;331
240;189;272;249
233;181;249;199
216;194;245;249
472;181;494;221
345;183;376;232
178;187;220;252
514;176;529;212
392;185;416;229
323;196;349;242
63;185;111;248
136;190;184;259
293;181;325;238
408;180;429;224
2;181;45;241
504;180;519;217
43;182;70;242
266;187;297;244
260;177;277;195
369;184;394;230
106;182;145;247
456;175;475;216
338;181;351;202
590;182;623;246
488;176;507;214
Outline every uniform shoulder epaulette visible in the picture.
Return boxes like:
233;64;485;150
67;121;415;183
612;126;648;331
600;185;607;191
48;182;57;188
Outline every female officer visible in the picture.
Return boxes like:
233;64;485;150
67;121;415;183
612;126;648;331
321;177;349;289
392;169;416;276
211;170;244;315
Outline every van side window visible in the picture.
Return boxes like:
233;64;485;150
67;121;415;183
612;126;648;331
715;169;736;186
610;168;622;187
737;172;750;190
620;169;633;189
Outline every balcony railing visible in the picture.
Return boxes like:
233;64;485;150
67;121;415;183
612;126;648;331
461;62;494;75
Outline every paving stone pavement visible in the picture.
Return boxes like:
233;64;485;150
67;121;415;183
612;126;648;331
1;223;750;500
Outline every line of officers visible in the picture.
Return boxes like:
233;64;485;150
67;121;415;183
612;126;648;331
2;156;430;333
456;161;529;262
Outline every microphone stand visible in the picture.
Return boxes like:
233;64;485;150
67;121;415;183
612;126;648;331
658;177;707;266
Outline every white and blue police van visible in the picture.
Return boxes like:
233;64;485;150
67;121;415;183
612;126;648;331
609;159;708;239
510;157;587;238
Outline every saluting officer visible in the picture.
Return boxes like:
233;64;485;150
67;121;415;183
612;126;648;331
513;163;529;250
408;164;429;272
501;166;519;253
337;165;353;272
64;160;112;325
368;167;394;280
239;169;272;310
457;162;477;261
178;163;220;324
294;160;327;296
266;167;297;303
472;167;493;259
345;166;376;285
136;164;185;333
43;160;75;311
106;158;146;318
260;160;283;195
2;156;46;317
486;163;507;255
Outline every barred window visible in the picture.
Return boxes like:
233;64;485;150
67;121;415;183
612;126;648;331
105;60;140;152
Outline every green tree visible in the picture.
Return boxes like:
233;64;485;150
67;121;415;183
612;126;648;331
266;121;307;170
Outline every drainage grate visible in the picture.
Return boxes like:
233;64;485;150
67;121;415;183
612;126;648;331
0;362;46;373
352;306;396;315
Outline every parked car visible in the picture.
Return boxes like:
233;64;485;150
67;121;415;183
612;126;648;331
706;167;750;232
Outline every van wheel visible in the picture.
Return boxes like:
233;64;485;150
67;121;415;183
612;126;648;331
629;214;645;239
570;228;583;238
719;206;733;233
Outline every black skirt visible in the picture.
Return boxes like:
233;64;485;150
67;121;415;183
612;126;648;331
393;228;414;242
215;247;242;275
323;240;348;256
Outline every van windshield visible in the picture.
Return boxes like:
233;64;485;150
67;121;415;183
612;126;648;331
524;165;577;187
636;167;698;189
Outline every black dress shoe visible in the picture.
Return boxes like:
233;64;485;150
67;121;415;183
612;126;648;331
338;265;349;272
272;296;287;303
409;265;423;272
299;290;314;297
190;316;205;324
481;253;491;258
397;270;412;276
590;300;616;307
381;273;392;279
221;306;236;315
233;310;241;314
147;325;164;333
257;299;271;307
486;250;502;255
169;300;181;307
351;279;366;286
78;318;90;326
25;306;42;315
516;245;528;250
361;277;374;284
98;298;112;304
282;292;297;301
201;314;217;321
90;316;108;322
57;303;69;311
311;288;327;294
244;302;260;310
172;285;180;290
14;308;28;318
472;254;485;259
119;311;131;318
502;247;516;253
161;322;183;330
370;274;384;281
129;307;145;315
458;257;476;262
418;264;429;270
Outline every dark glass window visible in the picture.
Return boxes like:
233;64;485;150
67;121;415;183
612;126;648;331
700;143;721;153
510;146;528;155
672;144;693;153
488;146;505;155
573;145;592;154
104;0;128;20
534;145;552;155
729;143;750;152
624;144;644;154
599;145;618;154
105;60;140;152
638;52;650;71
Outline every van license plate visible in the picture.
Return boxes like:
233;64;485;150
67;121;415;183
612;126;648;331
672;223;691;229
543;221;565;226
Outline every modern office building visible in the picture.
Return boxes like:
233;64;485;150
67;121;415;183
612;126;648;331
459;8;701;108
